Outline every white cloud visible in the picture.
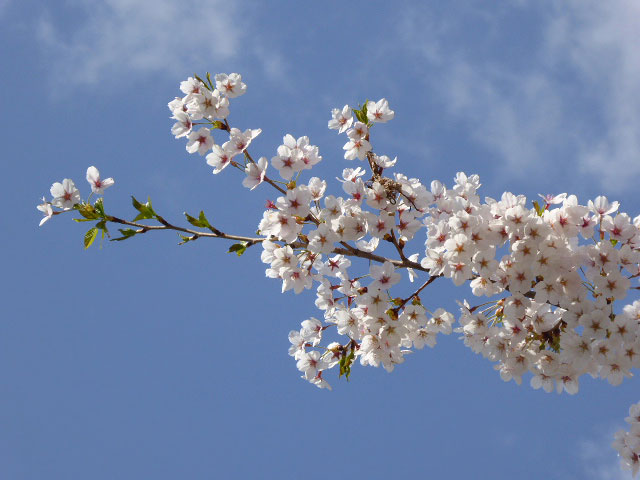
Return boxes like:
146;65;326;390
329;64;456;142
545;0;640;191
438;61;566;175
397;1;640;192
35;0;257;88
578;431;635;480
251;43;290;86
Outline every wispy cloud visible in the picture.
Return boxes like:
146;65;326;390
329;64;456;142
0;0;10;17
35;0;283;90
396;1;640;192
545;0;640;191
578;430;635;480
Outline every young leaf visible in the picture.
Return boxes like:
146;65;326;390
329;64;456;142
131;196;156;221
146;197;156;214
198;211;212;229
178;234;196;245
532;200;544;217
352;101;370;125
339;348;355;381
184;212;201;227
96;220;109;238
94;198;106;217
361;100;368;121
354;107;367;124
76;203;100;220
228;242;248;256
194;74;211;91
131;195;143;211
184;210;212;229
84;227;98;249
112;229;138;241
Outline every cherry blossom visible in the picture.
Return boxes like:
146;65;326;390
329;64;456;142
170;111;192;138
206;144;236;174
328;105;353;133
36;197;53;226
225;128;261;156
366;98;394;123
185;128;215;156
214;73;247;98
50;179;80;209
242;157;268;190
39;72;640;478
86;166;114;195
187;88;229;120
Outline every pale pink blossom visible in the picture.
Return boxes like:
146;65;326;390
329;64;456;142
242;157;268;190
50;179;80;209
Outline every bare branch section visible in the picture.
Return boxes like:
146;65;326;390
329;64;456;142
107;215;263;245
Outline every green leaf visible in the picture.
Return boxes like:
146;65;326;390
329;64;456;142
131;196;156;221
96;219;109;238
228;242;248;256
131;195;143;211
76;203;100;220
339;348;355;381
184;212;200;227
112;228;138;241
610;239;619;247
178;234;196;245
84;227;98;249
94;198;106;217
354;108;367;124
532;200;544;217
353;101;370;125
194;74;211;91
184;210;212;230
198;211;211;228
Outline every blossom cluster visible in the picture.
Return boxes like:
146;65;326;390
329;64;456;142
37;166;114;226
166;74;640;403
432;186;640;395
165;74;640;474
39;71;639;477
614;401;640;476
167;73;270;188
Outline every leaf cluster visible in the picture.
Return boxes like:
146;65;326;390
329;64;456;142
74;198;109;249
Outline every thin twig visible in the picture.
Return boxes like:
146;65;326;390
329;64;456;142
106;215;263;245
397;275;440;308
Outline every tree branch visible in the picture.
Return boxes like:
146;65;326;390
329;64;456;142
106;215;263;245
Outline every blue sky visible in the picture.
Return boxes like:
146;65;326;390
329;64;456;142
2;0;640;478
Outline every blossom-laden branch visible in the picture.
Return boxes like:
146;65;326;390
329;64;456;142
38;71;640;476
42;178;431;271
